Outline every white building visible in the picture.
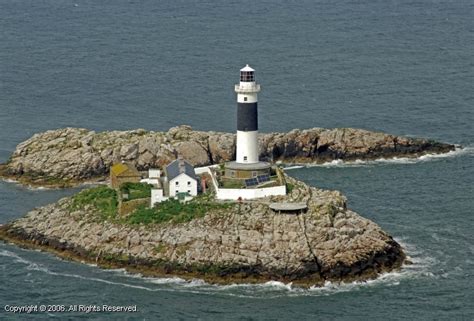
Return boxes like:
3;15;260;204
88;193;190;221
147;159;199;207
166;158;198;198
216;65;285;200
151;188;168;205
141;169;168;206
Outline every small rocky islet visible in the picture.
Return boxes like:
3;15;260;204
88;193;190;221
0;126;455;286
0;125;454;187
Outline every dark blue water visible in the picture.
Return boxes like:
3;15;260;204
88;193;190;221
1;0;473;319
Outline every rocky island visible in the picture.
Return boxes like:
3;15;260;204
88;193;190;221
0;125;455;188
0;125;457;286
0;175;405;287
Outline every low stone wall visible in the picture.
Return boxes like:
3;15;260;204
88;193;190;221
216;185;286;200
200;166;286;200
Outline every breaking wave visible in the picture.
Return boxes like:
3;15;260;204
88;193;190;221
0;237;437;298
0;177;106;191
284;146;472;169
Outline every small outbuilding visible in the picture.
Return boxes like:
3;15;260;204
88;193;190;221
110;162;141;189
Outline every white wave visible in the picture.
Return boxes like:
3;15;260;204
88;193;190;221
0;248;31;265
299;146;471;168
0;177;106;191
282;165;305;171
219;280;295;291
147;277;187;285
0;177;56;191
1;236;438;298
183;278;208;287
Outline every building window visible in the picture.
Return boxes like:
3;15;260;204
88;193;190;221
175;190;179;194
187;190;191;194
230;170;235;178
187;181;191;186
243;156;247;161
252;171;257;177
244;97;248;101
175;181;179;186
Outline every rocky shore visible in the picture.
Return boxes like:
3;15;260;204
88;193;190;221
0;176;405;287
0;126;454;187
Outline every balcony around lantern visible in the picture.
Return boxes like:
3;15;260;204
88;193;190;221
234;84;261;93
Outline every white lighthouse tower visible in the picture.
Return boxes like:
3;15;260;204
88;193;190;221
224;65;271;180
235;64;261;164
218;65;286;199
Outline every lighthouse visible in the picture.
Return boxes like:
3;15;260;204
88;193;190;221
224;65;271;180
235;64;260;164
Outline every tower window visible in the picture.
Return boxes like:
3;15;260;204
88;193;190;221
243;156;247;161
244;97;248;101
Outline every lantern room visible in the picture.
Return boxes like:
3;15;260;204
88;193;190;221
240;64;255;82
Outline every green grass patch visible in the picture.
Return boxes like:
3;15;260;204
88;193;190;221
120;182;152;201
126;195;231;225
286;183;295;193
70;185;118;220
221;179;245;189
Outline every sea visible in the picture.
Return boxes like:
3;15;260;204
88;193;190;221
0;0;473;320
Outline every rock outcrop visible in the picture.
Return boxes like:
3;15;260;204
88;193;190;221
0;176;405;287
0;125;454;187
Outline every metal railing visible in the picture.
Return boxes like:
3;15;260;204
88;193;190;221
234;84;261;93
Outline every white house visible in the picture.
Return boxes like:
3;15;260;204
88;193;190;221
165;158;198;199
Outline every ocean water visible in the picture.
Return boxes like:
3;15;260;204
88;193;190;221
0;0;473;320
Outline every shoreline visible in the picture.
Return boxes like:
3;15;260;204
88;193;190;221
0;224;405;288
0;175;407;288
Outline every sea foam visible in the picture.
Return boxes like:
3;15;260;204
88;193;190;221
0;233;438;298
283;146;472;169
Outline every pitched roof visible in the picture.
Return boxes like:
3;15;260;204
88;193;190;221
166;159;196;181
111;163;140;177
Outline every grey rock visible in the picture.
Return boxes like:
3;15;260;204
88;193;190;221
1;126;454;186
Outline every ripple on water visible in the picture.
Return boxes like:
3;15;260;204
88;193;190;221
0;238;439;299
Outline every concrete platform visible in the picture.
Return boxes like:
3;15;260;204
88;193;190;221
269;202;308;213
225;161;271;170
224;161;272;180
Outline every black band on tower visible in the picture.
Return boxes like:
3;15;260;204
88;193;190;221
237;103;258;131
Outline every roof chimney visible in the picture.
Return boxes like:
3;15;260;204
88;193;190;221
177;155;185;173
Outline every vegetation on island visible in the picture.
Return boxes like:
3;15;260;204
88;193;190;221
70;185;118;220
126;196;231;225
69;185;231;225
286;182;295;193
119;182;152;201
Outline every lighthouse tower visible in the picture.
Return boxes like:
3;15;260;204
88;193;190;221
235;64;261;164
224;65;271;180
